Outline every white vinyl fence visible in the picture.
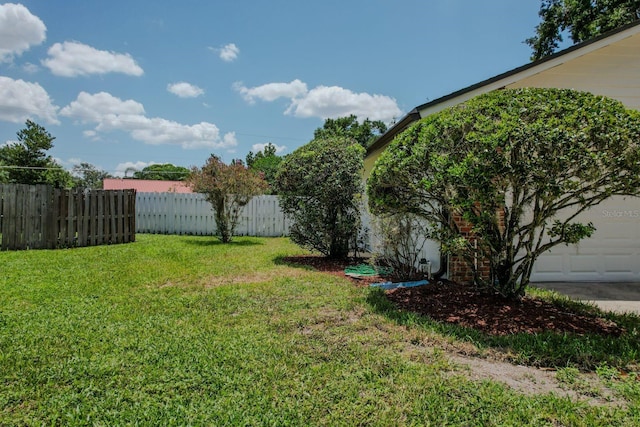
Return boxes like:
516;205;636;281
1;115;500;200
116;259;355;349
136;193;290;237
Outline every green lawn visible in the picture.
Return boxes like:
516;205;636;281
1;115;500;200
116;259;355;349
1;235;639;426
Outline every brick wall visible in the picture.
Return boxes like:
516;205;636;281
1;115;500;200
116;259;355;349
448;210;504;284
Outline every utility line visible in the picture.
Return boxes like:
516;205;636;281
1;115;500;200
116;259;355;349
0;165;200;176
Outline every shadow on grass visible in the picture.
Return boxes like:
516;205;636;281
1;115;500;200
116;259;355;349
183;237;264;247
272;254;367;273
273;255;317;271
366;288;640;371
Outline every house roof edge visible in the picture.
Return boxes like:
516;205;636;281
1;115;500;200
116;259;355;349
365;19;640;158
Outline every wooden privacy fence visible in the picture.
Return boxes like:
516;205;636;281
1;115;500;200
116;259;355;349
136;193;290;237
0;184;136;250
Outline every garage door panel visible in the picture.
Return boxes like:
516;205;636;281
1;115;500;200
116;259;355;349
534;254;564;273
599;239;637;247
604;255;635;272
569;254;599;273
531;196;640;282
564;246;601;254
570;240;601;248
599;223;631;240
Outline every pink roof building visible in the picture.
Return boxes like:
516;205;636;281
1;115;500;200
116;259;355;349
103;178;193;193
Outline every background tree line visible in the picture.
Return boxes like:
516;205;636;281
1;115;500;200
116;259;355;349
527;0;640;60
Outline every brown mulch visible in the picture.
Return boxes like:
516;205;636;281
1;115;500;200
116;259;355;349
281;255;624;337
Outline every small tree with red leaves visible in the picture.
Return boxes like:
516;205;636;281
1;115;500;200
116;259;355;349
188;155;268;243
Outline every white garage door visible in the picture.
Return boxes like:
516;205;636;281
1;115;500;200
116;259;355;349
531;196;640;282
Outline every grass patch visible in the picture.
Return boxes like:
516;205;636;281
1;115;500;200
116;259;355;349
0;234;638;425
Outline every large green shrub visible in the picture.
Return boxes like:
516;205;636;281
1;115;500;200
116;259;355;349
275;136;365;259
368;88;640;298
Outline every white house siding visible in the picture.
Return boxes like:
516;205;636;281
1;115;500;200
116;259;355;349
505;33;640;110
360;203;442;274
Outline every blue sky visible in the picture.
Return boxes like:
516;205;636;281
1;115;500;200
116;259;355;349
0;1;547;177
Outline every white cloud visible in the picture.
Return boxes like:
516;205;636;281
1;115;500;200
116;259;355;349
60;91;145;122
251;143;287;154
51;156;65;166
167;82;204;98
235;79;401;122
222;132;238;147
286;85;402;122
61;91;237;150
22;62;39;73
234;79;308;104
42;41;144;77
99;116;235;149
83;129;99;140
67;157;82;165
0;3;46;63
219;43;239;62
0;76;59;124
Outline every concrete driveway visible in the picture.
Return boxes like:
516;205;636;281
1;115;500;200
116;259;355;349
532;282;640;315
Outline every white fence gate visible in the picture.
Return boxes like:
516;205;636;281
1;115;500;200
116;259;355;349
136;193;290;237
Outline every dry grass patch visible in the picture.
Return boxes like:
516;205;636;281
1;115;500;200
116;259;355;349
157;266;313;289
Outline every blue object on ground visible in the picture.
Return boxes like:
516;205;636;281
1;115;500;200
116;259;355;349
369;280;429;290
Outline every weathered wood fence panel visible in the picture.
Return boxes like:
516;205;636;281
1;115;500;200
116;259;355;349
0;184;136;251
136;193;290;237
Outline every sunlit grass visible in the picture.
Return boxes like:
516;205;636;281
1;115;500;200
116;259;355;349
0;234;638;425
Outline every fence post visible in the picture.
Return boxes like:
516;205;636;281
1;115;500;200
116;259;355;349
45;186;56;249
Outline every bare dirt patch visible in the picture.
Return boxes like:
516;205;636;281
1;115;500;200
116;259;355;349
447;354;620;405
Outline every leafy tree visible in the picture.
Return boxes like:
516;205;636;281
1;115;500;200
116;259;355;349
526;0;640;60
0;120;67;186
72;162;112;189
0;159;8;183
133;163;190;180
275;136;365;259
367;88;640;299
313;114;387;149
188;156;268;243
246;143;283;192
44;163;75;189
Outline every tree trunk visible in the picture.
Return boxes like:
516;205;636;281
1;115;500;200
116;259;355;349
214;198;232;243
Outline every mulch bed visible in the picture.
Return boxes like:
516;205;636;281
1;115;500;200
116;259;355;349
281;255;624;337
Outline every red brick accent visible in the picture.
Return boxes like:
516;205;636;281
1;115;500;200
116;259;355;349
448;210;504;284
